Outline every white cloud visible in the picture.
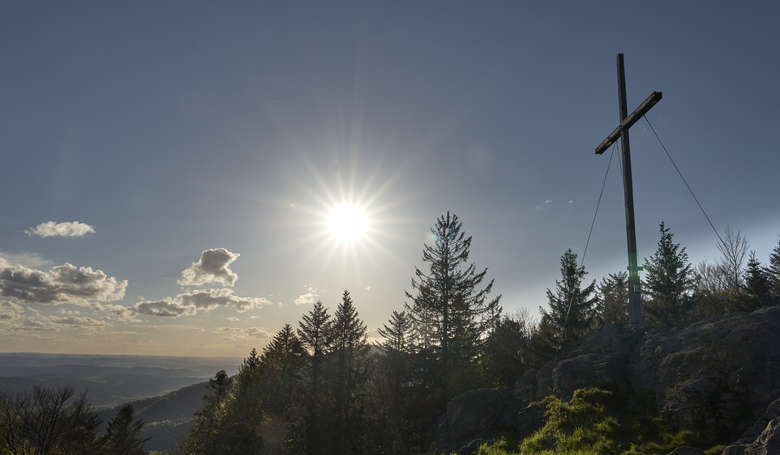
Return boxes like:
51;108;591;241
544;199;552;204
0;251;53;268
131;288;272;318
0;256;127;306
25;221;95;238
217;326;272;340
294;285;320;306
178;248;240;287
226;316;239;322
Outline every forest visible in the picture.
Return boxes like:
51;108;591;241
2;212;779;455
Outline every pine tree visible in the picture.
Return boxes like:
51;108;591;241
745;251;772;308
261;324;307;414
404;212;501;395
100;404;147;455
224;348;265;454
330;290;368;455
377;310;412;354
377;310;413;454
538;249;598;350
182;370;232;455
481;313;536;386
596;272;629;326
642;221;695;326
767;237;780;301
297;301;332;455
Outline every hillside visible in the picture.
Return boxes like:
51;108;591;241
98;381;208;453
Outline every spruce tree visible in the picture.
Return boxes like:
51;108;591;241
297;301;332;455
538;248;597;350
642;221;695;326
330;290;368;455
767;237;780;301
377;310;412;354
481;313;535;386
261;324;307;414
100;404;147;455
745;251;772;308
182;370;232;455
377;310;413;453
404;212;501;394
596;272;629;326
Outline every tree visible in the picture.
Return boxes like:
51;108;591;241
539;249;598;349
596;272;629;326
330;290;369;455
100;404;147;455
745;251;772;308
717;226;750;292
0;386;103;454
261;324;307;414
182;370;233;455
767;237;780;300
297;301;332;455
481;312;537;386
643;221;695;326
405;212;501;396
376;310;414;454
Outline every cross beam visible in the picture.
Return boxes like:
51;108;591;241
594;54;662;326
595;91;662;155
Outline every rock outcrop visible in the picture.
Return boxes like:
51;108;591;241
432;307;780;454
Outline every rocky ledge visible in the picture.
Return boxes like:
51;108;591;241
433;306;780;454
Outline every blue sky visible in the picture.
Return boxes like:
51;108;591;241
1;2;778;356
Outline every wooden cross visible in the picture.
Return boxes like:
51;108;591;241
593;53;663;326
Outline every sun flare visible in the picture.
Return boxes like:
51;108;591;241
327;204;369;243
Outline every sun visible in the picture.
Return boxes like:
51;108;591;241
327;204;369;243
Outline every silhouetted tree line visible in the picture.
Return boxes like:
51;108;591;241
180;214;780;454
5;213;779;454
0;386;148;455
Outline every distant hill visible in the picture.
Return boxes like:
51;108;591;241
0;353;238;407
98;381;209;453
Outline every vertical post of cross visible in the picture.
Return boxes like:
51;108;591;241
615;53;643;325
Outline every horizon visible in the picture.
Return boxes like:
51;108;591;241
1;2;779;357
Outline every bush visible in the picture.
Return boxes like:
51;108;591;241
471;387;724;455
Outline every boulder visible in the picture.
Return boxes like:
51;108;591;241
432;307;780;454
723;417;780;455
432;387;543;454
666;447;705;455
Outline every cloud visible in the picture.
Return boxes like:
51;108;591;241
131;288;272;318
0;301;22;322
226;316;239;322
0;256;127;306
544;199;552;204
178;248;240;287
294;285;320;306
133;298;194;317
0;251;53;268
25;221;95;238
1;310;111;333
217;326;272;340
48;316;110;328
